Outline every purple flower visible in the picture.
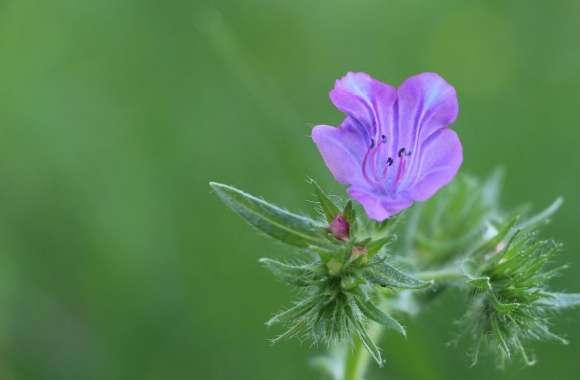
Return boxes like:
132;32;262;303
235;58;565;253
312;72;463;221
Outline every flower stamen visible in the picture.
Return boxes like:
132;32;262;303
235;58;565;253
394;147;411;189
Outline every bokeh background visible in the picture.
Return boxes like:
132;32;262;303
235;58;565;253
0;0;579;379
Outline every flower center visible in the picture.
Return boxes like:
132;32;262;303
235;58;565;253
361;137;412;192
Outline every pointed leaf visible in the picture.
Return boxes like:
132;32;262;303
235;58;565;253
519;197;564;230
538;292;580;309
266;298;318;326
491;317;511;359
271;320;308;344
366;237;391;258
345;303;383;366
364;261;430;289
343;200;355;224
309;178;341;223
355;327;383;367
210;182;332;248
259;258;320;287
354;296;406;336
374;212;405;235
307;245;335;262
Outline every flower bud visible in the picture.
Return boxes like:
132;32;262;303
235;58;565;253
326;258;343;276
330;214;349;241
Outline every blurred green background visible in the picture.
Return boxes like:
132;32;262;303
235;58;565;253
0;0;579;379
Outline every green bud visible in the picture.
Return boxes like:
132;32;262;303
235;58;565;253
460;231;579;367
326;258;343;276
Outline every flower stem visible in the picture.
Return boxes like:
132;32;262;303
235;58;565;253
342;268;463;380
341;267;463;380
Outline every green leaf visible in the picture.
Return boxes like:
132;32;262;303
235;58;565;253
364;261;430;289
491;317;511;359
355;327;383;367
538;292;580;309
306;245;335;263
354;296;406;336
309;178;341;223
266;298;318;326
271;320;308;344
345;303;383;366
366;237;391;258
210;182;332;248
259;258;320;287
343;200;355;224
374;212;405;235
519;197;564;230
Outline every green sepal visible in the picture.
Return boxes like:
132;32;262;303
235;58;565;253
343;200;355;224
210;182;333;249
373;212;404;236
366;237;391;258
354;296;406;336
308;178;341;223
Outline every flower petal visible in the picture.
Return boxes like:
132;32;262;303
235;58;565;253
406;128;463;201
394;72;458;162
347;187;413;222
347;187;391;221
312;123;367;185
329;72;397;142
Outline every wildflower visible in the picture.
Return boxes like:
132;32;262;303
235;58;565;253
312;72;463;221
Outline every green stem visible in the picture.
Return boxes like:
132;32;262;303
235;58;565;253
344;322;384;380
342;268;463;380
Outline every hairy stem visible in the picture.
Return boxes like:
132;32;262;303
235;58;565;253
342;268;463;380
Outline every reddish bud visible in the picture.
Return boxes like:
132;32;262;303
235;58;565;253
330;214;350;241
